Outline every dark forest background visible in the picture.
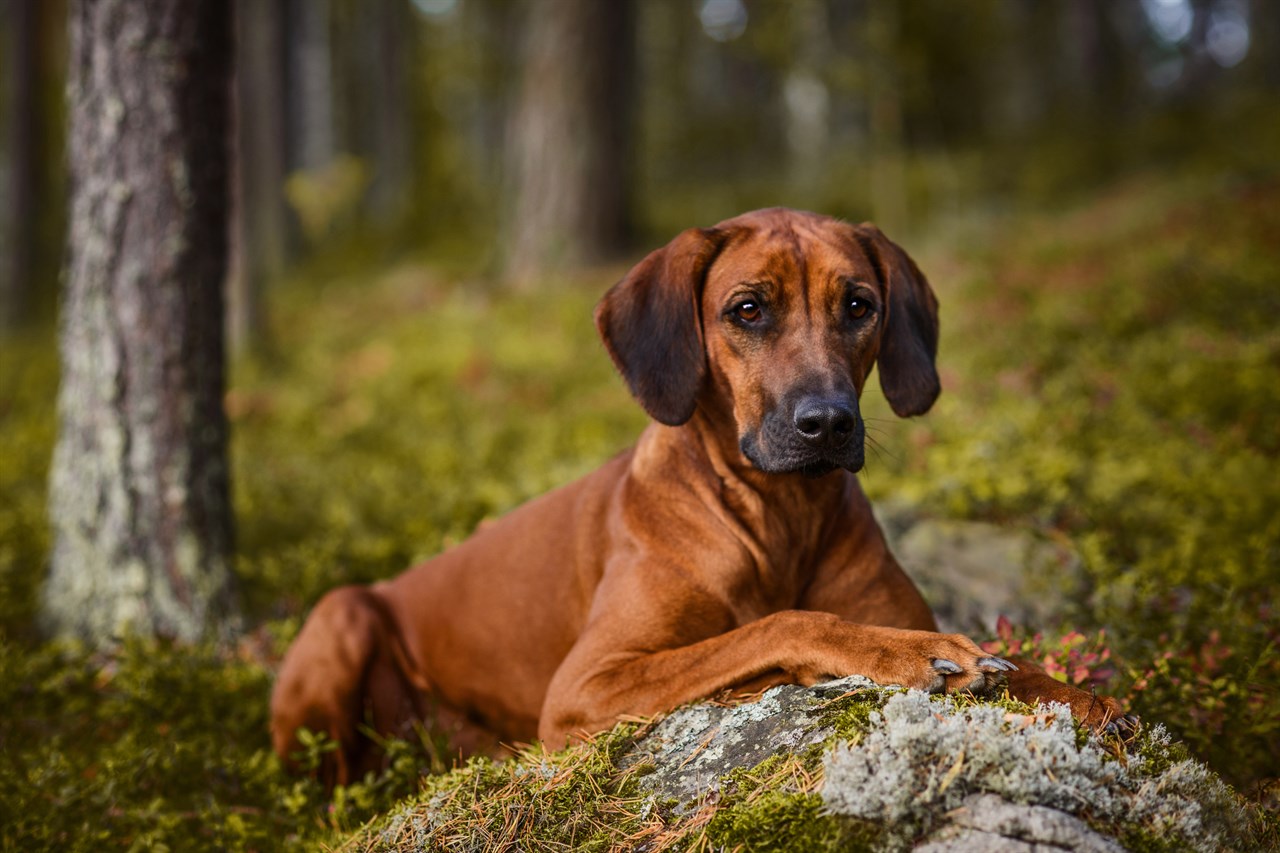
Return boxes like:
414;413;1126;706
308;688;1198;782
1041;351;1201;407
3;0;1275;337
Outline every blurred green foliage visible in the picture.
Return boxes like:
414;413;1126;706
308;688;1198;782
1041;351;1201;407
1;173;1278;847
0;333;56;640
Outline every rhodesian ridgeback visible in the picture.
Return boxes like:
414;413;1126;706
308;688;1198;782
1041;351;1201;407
271;208;1131;786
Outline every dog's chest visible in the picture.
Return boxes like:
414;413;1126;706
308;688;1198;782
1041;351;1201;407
715;479;834;613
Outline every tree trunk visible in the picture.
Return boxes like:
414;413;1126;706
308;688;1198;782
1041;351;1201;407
365;0;413;226
865;0;908;234
503;0;634;285
45;0;240;645
227;0;289;356
783;0;832;200
1;0;40;332
285;0;336;173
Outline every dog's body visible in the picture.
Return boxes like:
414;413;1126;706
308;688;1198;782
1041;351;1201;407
272;209;1126;786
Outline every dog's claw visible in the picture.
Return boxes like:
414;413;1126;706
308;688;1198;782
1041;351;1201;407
932;658;963;674
977;656;1018;672
1103;714;1141;737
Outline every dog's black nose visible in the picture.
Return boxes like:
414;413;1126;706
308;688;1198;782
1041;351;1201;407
793;399;857;449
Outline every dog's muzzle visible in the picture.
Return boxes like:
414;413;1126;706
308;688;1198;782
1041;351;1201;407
741;394;866;476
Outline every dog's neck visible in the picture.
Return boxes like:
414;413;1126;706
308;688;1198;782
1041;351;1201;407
635;407;850;548
630;409;852;604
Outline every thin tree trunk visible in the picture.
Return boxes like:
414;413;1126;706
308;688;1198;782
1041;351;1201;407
227;0;288;355
784;0;831;199
45;0;240;645
286;0;335;173
366;0;413;226
865;0;907;234
1;0;40;332
503;0;634;284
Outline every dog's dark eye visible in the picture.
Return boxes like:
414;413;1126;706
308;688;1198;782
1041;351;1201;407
847;298;870;320
733;301;763;324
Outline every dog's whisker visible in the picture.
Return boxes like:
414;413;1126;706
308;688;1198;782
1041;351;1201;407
864;435;903;465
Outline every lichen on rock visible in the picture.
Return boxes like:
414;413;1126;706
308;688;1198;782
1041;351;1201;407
822;689;1248;852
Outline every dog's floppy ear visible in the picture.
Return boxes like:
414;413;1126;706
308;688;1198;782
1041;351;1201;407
595;227;729;426
855;223;941;417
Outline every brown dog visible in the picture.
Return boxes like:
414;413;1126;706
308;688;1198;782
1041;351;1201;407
270;208;1129;786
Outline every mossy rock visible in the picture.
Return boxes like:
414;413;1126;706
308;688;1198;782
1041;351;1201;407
345;678;1267;851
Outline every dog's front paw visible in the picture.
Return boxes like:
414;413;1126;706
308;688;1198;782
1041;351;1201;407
893;631;1017;694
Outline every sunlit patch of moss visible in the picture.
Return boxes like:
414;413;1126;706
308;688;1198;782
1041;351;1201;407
230;265;647;619
348;724;664;852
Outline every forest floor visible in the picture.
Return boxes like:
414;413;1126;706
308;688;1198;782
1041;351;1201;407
1;172;1277;850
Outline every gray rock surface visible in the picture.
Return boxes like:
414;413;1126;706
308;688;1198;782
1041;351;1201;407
621;675;876;810
915;794;1126;852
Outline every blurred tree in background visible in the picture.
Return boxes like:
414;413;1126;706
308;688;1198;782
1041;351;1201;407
503;0;635;283
0;0;63;332
227;0;288;355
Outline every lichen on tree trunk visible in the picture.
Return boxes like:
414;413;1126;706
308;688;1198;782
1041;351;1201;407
44;0;240;645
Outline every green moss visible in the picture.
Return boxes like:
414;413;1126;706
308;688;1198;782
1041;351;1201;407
229;269;646;618
349;713;886;852
927;688;1037;716
704;790;878;852
354;724;664;852
0;636;359;852
1115;825;1208;853
0;333;57;642
1130;728;1193;777
814;684;894;745
691;754;880;852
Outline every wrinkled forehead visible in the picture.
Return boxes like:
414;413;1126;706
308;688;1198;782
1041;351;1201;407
705;216;879;296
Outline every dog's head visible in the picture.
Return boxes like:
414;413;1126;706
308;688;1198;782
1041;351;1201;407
595;208;939;476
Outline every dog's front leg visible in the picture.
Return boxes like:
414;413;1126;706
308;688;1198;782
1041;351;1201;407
537;604;1013;748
